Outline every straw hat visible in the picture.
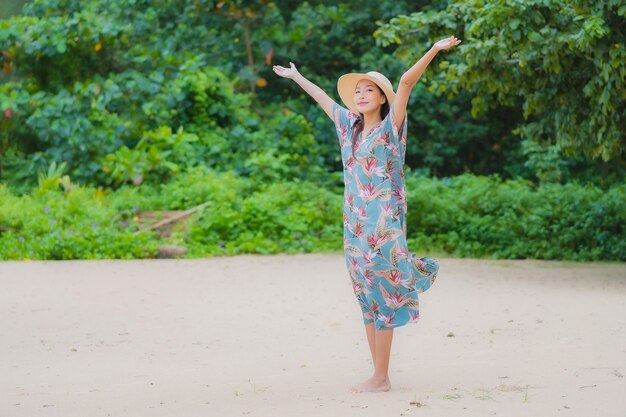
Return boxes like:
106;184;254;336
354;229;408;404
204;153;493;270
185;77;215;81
337;71;396;115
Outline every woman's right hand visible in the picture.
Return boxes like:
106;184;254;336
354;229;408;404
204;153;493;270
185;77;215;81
272;62;300;80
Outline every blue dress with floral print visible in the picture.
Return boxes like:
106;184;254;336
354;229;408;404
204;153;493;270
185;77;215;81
333;102;440;330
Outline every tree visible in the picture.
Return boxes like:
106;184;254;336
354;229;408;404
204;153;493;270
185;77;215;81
375;0;626;162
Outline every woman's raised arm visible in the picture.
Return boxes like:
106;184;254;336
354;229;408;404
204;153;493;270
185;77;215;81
393;36;462;129
273;62;336;121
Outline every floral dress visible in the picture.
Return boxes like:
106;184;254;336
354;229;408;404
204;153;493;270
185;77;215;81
333;102;440;330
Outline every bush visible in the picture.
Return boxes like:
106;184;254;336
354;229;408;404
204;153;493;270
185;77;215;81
405;174;626;261
0;167;343;259
128;167;343;256
0;184;159;260
1;170;623;261
200;180;342;255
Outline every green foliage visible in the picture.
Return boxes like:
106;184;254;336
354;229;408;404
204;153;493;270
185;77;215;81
236;109;327;182
401;85;524;178
520;139;567;184
146;63;252;131
184;179;343;255
0;183;160;260
0;146;37;193
0;15;331;187
0;0;29;19
103;126;198;186
137;166;254;210
405;174;626;261
1;168;624;261
36;160;72;194
112;167;342;255
3;0;623;186
1;0;623;262
0;3;124;88
375;0;626;162
0;77;128;184
0;167;344;259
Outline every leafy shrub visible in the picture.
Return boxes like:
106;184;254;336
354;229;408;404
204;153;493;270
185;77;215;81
0;183;159;260
1;170;624;261
115;167;343;256
236;109;327;183
204;180;342;255
0;4;124;89
0;78;129;185
405;174;626;261
0;167;343;260
103;126;199;186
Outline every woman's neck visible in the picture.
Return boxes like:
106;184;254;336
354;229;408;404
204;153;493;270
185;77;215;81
361;110;382;128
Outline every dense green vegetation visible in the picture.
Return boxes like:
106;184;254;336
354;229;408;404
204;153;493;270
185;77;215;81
1;171;623;260
0;0;624;260
0;0;29;19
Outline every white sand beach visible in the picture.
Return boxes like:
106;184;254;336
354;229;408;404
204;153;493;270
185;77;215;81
1;254;625;417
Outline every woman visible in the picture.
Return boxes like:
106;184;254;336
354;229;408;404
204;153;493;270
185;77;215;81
273;35;461;393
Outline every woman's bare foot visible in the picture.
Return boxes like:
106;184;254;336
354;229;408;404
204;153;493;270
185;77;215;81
350;375;391;393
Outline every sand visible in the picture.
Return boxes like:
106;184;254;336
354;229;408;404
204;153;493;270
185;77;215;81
1;254;625;417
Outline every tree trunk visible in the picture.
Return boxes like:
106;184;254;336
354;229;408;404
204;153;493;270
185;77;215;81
241;20;255;94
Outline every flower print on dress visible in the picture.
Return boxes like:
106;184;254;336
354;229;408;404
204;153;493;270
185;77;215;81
376;312;396;328
358;156;385;179
381;202;393;218
363;269;375;288
363;249;378;267
374;131;391;148
374;269;411;290
355;206;368;221
353;222;365;238
355;176;393;203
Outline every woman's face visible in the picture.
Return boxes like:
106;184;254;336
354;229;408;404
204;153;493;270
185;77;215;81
354;79;386;114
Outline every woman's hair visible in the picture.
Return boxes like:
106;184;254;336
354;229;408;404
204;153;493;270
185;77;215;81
351;84;390;157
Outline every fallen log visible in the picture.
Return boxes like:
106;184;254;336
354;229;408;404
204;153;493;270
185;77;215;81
134;201;212;235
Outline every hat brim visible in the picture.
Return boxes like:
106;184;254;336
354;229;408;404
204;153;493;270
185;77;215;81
337;73;396;115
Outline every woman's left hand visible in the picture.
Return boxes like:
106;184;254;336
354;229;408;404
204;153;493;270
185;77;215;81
433;36;462;51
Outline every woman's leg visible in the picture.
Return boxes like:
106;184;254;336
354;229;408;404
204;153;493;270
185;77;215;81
365;322;376;366
373;327;393;380
351;327;393;392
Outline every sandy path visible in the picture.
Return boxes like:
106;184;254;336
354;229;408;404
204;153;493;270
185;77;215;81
1;254;625;417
